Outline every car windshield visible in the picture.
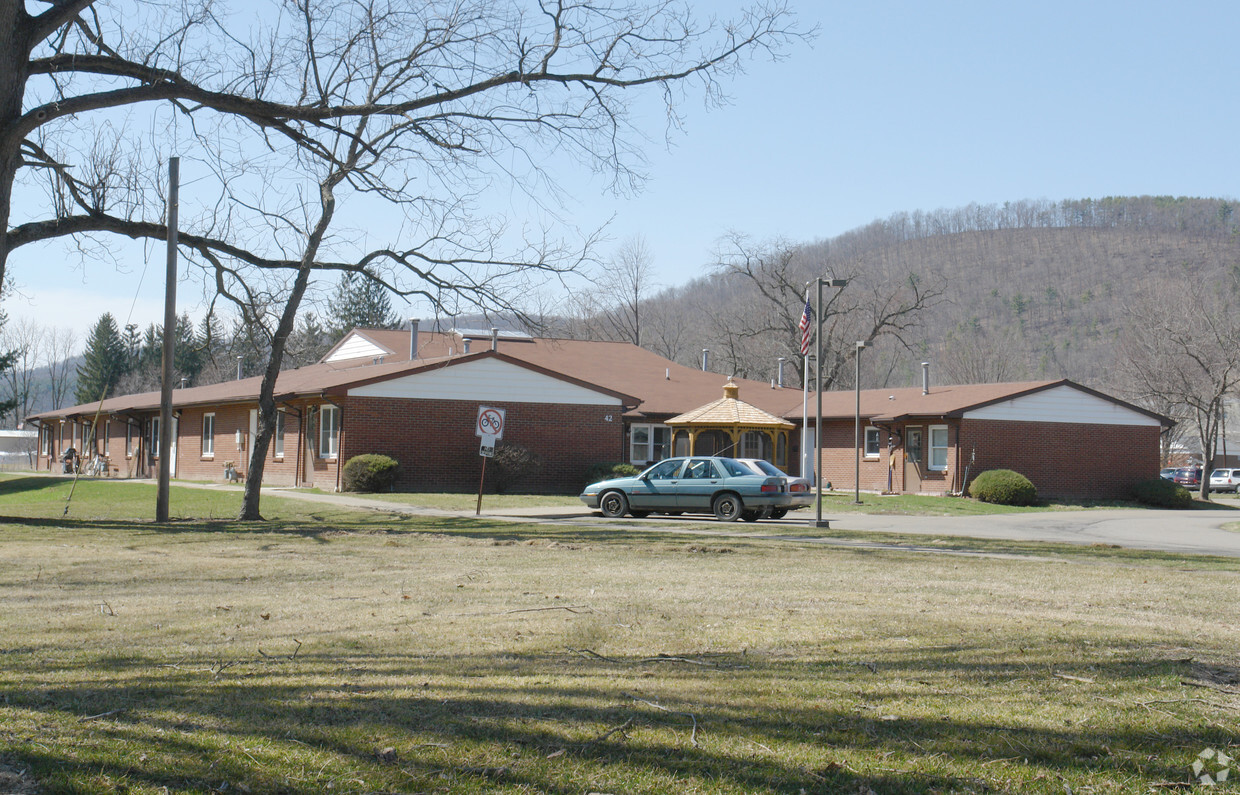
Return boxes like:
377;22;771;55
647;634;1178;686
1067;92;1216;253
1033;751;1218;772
717;458;753;477
747;459;784;477
1212;470;1229;478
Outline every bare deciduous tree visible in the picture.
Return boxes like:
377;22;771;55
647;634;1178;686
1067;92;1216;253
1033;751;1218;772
1115;276;1240;500
712;233;946;390
2;0;806;519
43;326;76;411
0;317;45;427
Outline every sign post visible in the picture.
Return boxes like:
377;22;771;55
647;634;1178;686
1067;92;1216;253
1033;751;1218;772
475;406;506;515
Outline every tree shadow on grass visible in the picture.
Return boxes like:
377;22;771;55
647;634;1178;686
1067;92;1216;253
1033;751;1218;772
0;643;1228;793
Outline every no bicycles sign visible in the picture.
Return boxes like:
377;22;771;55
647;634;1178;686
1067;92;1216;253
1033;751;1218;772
475;406;506;440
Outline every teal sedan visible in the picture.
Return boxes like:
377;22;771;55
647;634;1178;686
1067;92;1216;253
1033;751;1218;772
580;456;794;522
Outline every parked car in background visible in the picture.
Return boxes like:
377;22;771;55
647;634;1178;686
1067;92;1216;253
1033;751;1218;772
1160;467;1179;481
1209;469;1240;493
1174;467;1203;488
735;458;813;514
580;456;794;522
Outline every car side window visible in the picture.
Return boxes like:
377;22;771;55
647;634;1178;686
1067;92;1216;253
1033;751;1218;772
646;459;683;479
687;459;716;479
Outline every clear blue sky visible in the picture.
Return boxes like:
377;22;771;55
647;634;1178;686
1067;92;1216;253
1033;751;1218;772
9;0;1238;342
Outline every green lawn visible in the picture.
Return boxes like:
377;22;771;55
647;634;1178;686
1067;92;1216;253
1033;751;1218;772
0;476;1237;793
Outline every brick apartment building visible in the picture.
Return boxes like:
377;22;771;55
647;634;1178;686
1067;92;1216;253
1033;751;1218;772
29;326;1170;498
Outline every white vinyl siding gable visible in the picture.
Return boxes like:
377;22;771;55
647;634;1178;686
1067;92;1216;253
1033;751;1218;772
324;333;392;363
348;357;622;406
963;385;1162;426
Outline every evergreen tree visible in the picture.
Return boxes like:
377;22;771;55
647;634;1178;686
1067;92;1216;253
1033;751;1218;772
75;313;128;405
329;272;401;337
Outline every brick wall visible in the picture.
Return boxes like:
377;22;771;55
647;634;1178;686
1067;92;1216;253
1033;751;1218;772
343;396;624;493
812;417;1159;499
960;418;1160;499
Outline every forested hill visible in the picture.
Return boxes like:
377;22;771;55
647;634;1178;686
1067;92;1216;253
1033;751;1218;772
579;196;1240;395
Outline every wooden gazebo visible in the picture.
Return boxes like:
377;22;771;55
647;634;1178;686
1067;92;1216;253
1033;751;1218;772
666;380;795;469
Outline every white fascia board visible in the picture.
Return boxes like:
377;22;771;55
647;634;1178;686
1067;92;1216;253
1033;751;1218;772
962;384;1162;426
347;357;623;406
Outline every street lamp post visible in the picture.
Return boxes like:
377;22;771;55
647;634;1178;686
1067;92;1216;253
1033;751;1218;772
853;339;868;505
813;277;848;528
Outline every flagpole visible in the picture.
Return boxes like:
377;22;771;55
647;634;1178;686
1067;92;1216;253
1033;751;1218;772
801;284;811;486
815;277;825;527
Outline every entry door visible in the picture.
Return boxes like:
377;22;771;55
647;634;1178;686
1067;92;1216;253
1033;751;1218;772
904;427;923;493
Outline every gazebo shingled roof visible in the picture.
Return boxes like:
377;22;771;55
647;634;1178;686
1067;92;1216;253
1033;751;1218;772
666;380;794;430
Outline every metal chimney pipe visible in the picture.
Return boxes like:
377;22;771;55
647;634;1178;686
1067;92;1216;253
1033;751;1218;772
491;327;499;351
236;355;243;380
701;349;709;371
409;318;420;359
777;357;786;388
922;361;930;395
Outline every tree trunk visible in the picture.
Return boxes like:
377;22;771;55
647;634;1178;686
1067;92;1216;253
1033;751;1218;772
237;266;313;520
0;1;32;289
237;176;340;521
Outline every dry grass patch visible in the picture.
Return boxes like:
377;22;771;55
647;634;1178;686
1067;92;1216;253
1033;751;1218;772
0;476;1237;792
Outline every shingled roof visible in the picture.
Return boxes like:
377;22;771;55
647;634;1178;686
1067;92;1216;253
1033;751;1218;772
29;327;1172;428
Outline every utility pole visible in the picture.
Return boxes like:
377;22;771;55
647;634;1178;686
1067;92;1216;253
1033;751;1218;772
156;157;179;522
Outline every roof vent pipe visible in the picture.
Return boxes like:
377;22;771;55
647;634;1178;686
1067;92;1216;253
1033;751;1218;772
922;361;931;395
409;318;420;360
777;357;786;388
701;349;709;371
236;355;243;381
463;338;471;354
491;327;499;351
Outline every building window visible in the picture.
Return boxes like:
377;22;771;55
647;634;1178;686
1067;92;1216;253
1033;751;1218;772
629;423;670;465
150;417;160;458
125;423;134;457
41;426;50;456
929;425;949;471
202;413;215;457
274;410;285;458
864;427;881;458
319;406;339;459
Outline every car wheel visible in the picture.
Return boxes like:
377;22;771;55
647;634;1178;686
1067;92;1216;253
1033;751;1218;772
770;508;788;519
741;510;760;522
599;490;629;518
630;510;651;518
712;493;743;522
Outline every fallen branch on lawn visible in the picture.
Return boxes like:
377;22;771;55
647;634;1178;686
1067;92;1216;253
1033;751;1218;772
580;717;634;747
79;708;123;722
568;648;621;662
623;692;699;747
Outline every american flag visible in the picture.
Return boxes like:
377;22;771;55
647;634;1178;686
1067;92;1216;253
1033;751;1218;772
797;299;813;355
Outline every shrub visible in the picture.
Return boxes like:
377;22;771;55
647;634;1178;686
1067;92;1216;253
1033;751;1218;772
1131;478;1193;509
583;462;641;487
968;469;1038;506
342;454;400;493
491;443;543;494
